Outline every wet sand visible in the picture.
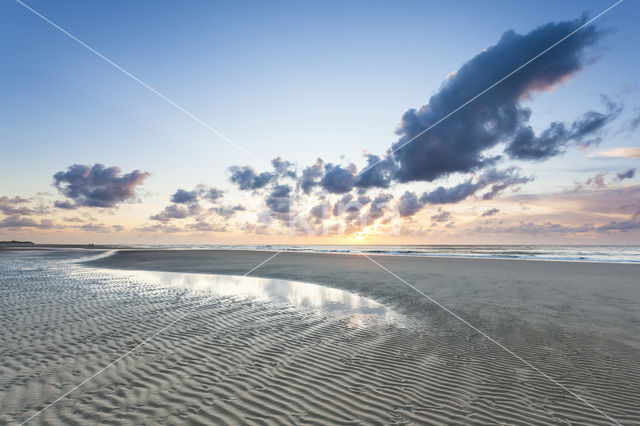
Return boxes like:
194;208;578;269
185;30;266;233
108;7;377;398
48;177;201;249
1;248;639;424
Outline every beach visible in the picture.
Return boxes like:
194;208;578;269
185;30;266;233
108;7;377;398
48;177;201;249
1;248;638;424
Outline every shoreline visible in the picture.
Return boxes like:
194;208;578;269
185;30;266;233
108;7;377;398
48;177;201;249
3;243;640;264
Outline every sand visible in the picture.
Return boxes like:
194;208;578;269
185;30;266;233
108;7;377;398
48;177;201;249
1;248;639;424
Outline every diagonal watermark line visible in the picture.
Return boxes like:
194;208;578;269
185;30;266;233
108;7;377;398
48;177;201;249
18;250;282;425
356;0;624;179
14;0;269;169
242;250;282;276
362;253;621;426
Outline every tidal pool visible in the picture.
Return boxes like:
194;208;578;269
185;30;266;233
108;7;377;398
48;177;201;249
102;268;407;327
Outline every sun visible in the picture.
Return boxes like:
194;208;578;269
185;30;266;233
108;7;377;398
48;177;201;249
351;231;367;241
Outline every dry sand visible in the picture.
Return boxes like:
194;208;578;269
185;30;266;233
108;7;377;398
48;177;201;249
1;248;639;424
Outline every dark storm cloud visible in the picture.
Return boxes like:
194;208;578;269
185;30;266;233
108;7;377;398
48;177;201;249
616;168;636;181
506;96;621;160
321;163;356;194
397;192;423;217
390;17;604;183
229;166;275;190
53;164;150;208
171;188;198;204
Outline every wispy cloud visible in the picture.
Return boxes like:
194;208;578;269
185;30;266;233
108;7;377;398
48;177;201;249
591;147;640;159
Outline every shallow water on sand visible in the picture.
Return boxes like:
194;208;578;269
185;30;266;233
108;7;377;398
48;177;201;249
104;268;407;328
1;250;638;425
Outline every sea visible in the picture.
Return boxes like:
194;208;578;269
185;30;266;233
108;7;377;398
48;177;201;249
127;245;640;264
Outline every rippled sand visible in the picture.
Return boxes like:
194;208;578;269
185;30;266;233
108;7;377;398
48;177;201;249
1;249;639;424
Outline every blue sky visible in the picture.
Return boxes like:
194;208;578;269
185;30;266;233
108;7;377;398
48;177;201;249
1;0;639;244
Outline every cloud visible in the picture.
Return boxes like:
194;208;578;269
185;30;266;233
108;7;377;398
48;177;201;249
271;157;297;179
135;223;184;233
597;218;640;232
621;108;640;132
431;209;451;223
150;203;200;222
506;96;621;160
390;17;605;183
321;163;356;194
474;215;640;235
420;168;532;204
0;216;55;229
211;205;243;219
299;158;324;194
473;221;595;235
480;168;533;199
171;189;199;204
204;187;224;202
616;168;636;181
63;216;85;223
481;208;500;217
152;16;619;238
592;147;640;159
187;221;227;232
53;200;77;210
509;185;640;219
420;180;478;205
148;183;232;226
586;173;606;188
171;185;224;204
310;203;329;220
53;164;150;209
368;194;393;219
397;191;423;217
265;185;291;216
75;223;113;233
354;154;395;189
0;196;34;215
229;166;275;190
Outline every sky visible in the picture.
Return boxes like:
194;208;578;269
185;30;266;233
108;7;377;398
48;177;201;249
1;0;639;245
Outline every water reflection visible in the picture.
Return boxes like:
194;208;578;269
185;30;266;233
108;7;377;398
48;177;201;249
107;269;405;327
